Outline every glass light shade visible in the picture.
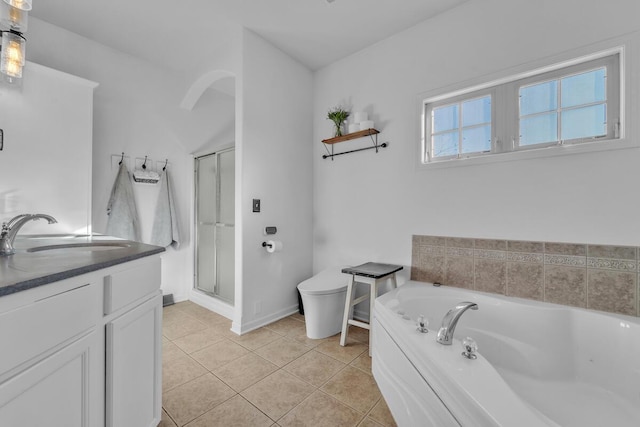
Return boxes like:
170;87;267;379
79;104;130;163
0;2;28;32
1;31;25;78
2;0;31;12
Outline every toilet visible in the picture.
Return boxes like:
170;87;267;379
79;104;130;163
297;266;350;339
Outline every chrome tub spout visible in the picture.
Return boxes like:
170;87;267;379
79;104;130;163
436;301;478;345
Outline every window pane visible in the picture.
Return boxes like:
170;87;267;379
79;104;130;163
433;104;458;133
462;125;491;153
432;131;458;157
520;80;557;116
462;96;491;127
520;113;557;146
561;104;606;140
561;68;606;108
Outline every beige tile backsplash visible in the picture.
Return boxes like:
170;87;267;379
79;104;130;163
411;235;639;317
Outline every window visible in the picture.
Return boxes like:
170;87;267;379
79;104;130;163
422;52;621;163
430;95;492;160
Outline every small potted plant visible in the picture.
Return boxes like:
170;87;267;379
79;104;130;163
327;106;350;137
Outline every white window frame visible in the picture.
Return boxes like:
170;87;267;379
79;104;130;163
510;55;620;151
420;48;623;166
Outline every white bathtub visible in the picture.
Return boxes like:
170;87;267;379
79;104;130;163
372;281;640;427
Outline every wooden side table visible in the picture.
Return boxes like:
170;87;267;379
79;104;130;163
339;262;403;355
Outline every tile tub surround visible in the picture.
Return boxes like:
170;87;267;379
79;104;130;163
411;235;639;317
160;301;397;427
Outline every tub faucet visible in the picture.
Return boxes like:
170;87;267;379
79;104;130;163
436;301;478;345
0;214;58;256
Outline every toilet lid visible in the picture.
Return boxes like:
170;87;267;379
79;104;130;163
297;265;350;296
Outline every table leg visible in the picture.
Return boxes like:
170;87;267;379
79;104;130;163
340;275;355;347
368;278;377;356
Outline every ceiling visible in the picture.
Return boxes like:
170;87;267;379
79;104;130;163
31;0;469;73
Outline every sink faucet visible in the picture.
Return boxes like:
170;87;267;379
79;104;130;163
436;301;478;345
0;214;58;256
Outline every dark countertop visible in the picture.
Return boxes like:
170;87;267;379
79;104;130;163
0;235;165;297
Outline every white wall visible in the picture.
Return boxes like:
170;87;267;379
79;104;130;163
27;18;237;300
313;0;640;277
235;29;314;333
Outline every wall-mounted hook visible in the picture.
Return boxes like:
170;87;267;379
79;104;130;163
119;152;124;165
142;155;148;170
163;159;168;171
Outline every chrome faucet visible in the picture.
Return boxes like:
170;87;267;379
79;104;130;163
0;214;58;256
436;301;478;345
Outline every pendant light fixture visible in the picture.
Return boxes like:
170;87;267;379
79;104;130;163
0;0;30;84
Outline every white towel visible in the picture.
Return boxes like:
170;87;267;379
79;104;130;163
150;169;180;248
106;163;140;241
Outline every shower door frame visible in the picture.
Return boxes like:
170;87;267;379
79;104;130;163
193;147;235;305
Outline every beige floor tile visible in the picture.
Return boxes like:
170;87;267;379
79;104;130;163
278;391;363;427
347;325;370;344
163;315;208;340
315;336;367;364
283;350;345;387
289;313;305;323
349;352;372;375
197;310;232;327
159;409;177;427
185;395;272;427
213;353;279;392
162;352;208;393
241;370;315;421
203;320;237;338
163;373;236;426
367;398;397;427
357;417;384;427
321;366;381;413
266;317;307;336
290;330;335;348
172;328;226;354
191;339;250;371
174;302;212;317
255;337;312;367
163;341;186;363
229;327;282;350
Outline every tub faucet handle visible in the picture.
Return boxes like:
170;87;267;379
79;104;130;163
416;315;429;333
461;337;478;360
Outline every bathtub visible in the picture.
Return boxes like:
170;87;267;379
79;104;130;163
372;281;640;427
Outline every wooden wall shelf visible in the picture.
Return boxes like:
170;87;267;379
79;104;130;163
321;128;380;144
321;128;387;160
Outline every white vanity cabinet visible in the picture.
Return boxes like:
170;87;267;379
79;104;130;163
0;277;104;427
104;258;162;427
0;254;162;427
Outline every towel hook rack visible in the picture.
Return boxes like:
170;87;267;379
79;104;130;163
142;155;148;170
119;152;125;165
163;159;168;171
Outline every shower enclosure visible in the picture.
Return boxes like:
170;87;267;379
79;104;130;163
194;148;235;305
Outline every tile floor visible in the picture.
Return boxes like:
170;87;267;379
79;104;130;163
160;301;397;427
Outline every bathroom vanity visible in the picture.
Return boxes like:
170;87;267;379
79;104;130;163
0;236;164;427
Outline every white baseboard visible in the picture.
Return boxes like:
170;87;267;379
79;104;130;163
233;304;299;335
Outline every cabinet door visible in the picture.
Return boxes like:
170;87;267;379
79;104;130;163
0;330;100;427
106;293;162;427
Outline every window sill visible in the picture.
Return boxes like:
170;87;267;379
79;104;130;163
417;137;636;170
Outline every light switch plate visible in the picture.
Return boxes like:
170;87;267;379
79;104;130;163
253;199;261;212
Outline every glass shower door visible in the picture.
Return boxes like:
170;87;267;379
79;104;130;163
195;149;235;305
